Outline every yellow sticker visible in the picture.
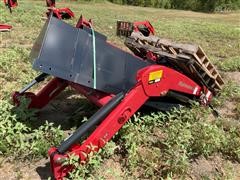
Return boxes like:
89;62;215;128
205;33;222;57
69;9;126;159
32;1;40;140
149;70;163;82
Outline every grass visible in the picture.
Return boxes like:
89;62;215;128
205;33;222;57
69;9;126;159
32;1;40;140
217;56;240;71
0;0;240;179
0;98;64;159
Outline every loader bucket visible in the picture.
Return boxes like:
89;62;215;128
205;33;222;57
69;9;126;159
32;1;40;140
30;16;150;94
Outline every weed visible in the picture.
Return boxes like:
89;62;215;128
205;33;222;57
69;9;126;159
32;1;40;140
221;127;240;162
235;102;240;119
191;123;226;157
217;56;240;72
0;99;64;159
63;141;117;179
213;81;240;106
110;105;240;178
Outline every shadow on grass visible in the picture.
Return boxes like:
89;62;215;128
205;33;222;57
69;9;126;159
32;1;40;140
36;89;98;130
36;162;53;180
13;89;98;131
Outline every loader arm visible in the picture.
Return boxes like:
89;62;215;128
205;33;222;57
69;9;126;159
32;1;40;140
48;65;202;179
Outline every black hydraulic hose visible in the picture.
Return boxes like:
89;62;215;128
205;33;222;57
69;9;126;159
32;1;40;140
57;92;125;154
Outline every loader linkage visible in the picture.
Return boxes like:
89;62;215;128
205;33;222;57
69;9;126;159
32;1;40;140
1;0;17;31
116;20;155;37
3;0;17;13
13;15;223;179
46;0;74;20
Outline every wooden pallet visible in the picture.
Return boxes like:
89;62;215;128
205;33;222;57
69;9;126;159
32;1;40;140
125;32;224;94
116;20;133;37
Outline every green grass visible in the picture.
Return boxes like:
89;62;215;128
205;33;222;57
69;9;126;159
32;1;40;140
0;0;240;179
217;56;240;71
0;98;64;159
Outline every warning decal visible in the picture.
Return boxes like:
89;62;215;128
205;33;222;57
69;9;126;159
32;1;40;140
148;70;163;84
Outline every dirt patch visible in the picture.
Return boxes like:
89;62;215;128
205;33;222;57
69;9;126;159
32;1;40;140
218;101;237;119
223;71;240;86
0;157;51;180
96;157;124;179
190;155;224;179
189;155;240;179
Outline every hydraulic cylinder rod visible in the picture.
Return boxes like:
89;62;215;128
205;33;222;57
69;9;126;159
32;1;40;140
19;73;48;94
57;92;125;154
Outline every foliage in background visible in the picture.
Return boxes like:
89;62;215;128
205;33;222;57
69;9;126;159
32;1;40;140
108;0;240;12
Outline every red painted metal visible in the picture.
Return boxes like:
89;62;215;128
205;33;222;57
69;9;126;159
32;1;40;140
45;0;74;20
46;0;55;7
48;65;206;179
47;7;75;20
133;20;155;35
76;15;93;29
138;65;202;97
69;82;113;107
146;51;157;61
3;0;17;8
13;78;68;109
12;79;113;109
0;24;12;31
11;16;214;179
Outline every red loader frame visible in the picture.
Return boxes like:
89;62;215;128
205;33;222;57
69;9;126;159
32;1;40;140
13;65;208;179
13;17;212;179
46;0;74;20
1;0;17;31
117;20;155;37
0;24;12;31
3;0;17;13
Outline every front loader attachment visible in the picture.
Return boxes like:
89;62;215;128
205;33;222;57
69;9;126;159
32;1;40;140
46;8;75;20
13;16;220;179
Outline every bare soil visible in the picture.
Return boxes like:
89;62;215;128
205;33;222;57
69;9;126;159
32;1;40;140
189;155;240;179
0;157;51;180
218;71;240;119
224;72;240;86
